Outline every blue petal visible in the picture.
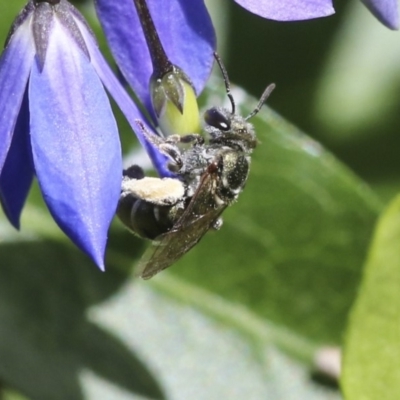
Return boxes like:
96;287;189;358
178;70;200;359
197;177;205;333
95;0;215;116
0;16;35;171
233;0;335;21
0;91;33;229
76;17;175;178
361;0;399;30
28;19;122;270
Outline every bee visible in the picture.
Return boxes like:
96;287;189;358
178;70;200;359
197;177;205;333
117;53;275;279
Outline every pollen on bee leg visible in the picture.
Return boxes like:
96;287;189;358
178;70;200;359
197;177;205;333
121;176;185;206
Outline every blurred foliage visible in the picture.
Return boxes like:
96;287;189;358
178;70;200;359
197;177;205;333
342;195;400;400
1;0;400;399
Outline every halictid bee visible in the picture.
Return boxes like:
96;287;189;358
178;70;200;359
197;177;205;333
117;53;275;279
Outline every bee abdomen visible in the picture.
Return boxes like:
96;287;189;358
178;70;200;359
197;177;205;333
130;200;176;240
218;152;249;202
117;173;186;240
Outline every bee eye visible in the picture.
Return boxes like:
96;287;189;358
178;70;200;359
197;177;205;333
204;108;231;131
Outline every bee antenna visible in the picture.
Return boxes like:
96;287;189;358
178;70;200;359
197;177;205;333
245;83;276;121
213;52;236;115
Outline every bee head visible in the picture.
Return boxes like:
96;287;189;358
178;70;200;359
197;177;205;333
204;107;257;150
208;53;275;151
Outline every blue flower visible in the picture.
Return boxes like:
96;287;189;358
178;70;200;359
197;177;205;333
360;0;399;30
95;0;216;125
0;0;148;269
233;0;399;30
94;0;217;182
234;0;335;21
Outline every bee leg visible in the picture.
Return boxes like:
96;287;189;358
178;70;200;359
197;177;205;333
134;120;183;171
157;143;183;172
135;120;165;147
166;134;204;146
212;217;223;230
180;134;205;145
144;138;183;171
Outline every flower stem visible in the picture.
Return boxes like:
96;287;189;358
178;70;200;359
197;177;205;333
133;0;173;78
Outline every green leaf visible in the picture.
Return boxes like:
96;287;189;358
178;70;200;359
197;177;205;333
91;277;342;400
0;237;163;400
342;194;400;400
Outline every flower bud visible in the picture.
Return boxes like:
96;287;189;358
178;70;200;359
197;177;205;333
151;66;200;137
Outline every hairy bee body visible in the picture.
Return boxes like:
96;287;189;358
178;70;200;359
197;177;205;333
117;55;275;279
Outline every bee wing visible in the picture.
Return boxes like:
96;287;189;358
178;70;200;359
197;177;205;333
136;169;227;279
